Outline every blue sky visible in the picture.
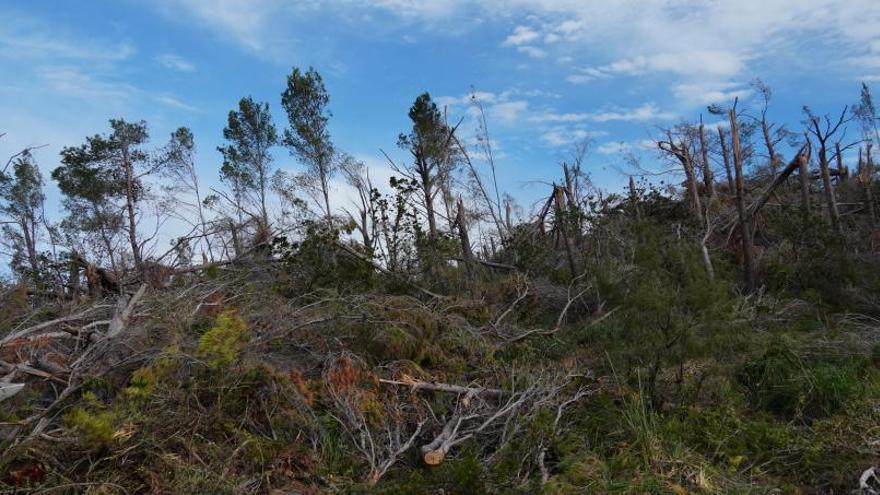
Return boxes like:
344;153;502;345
2;0;879;218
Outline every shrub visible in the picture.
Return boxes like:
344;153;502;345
738;345;862;419
198;310;249;367
63;407;117;447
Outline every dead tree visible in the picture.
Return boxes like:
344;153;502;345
805;107;849;234
699;117;716;200
835;142;849;181
658;133;704;225
552;185;578;277
628;176;641;222
729;108;756;292
456;197;474;277
754;80;784;176
718;127;736;193
799;132;812;218
323;354;427;485
860;144;877;228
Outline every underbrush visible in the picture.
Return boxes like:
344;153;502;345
2;253;879;493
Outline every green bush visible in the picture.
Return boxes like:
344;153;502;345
63;407;117;447
197;310;249;367
738;345;862;419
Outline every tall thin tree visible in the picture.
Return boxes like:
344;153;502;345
281;67;336;223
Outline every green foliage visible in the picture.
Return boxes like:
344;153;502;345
737;344;863;419
273;222;377;294
373;451;486;494
197;310;249;367
217;96;277;225
281;66;335;219
124;359;174;399
63;406;117;448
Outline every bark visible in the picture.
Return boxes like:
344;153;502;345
659;136;703;225
761;119;779;176
554;186;578;277
67;251;80;295
320;163;332;225
718;127;736;193
835;143;848;181
818;140;842;233
865;144;877;228
700;226;715;282
628;176;641;222
681;145;704;225
747;143;811;220
699;119;715;200
456;198;473;276
379;378;503;397
799;140;812;217
121;144;142;270
729;109;756;292
106;284;147;339
21;217;39;274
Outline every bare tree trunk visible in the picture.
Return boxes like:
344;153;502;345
700;225;715;282
321;166;332;226
553;186;578;277
762;120;779;176
419;164;438;241
122;145;142;271
628;176;641;222
699;119;715;200
229;219;242;258
456;198;473;278
718;127;736;193
21;218;39;275
835;143;848;181
799;140;812;218
681;146;704;225
818;141;842;233
729;109;756;292
865;144;877;229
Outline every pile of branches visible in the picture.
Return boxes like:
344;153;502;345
0;260;608;491
1;283;149;441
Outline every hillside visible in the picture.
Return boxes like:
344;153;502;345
3;75;880;493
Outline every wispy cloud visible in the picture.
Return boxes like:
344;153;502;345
533;104;676;124
38;66;135;101
567;51;744;83
587;103;676;123
596;139;654;155
541;127;606;147
155;53;196;72
155;94;196;111
0;14;134;63
516;46;546;59
503;25;539;46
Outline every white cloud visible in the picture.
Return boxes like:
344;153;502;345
155;53;196;72
503;25;540;46
529;111;588;123
155;0;285;54
671;82;752;107
586;103;675;123
517;46;546;58
490;100;529;124
0;14;134;63
155;94;196;111
38;66;135;101
597;141;630;154
568;51;745;83
597;139;654;155
540;128;606;147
